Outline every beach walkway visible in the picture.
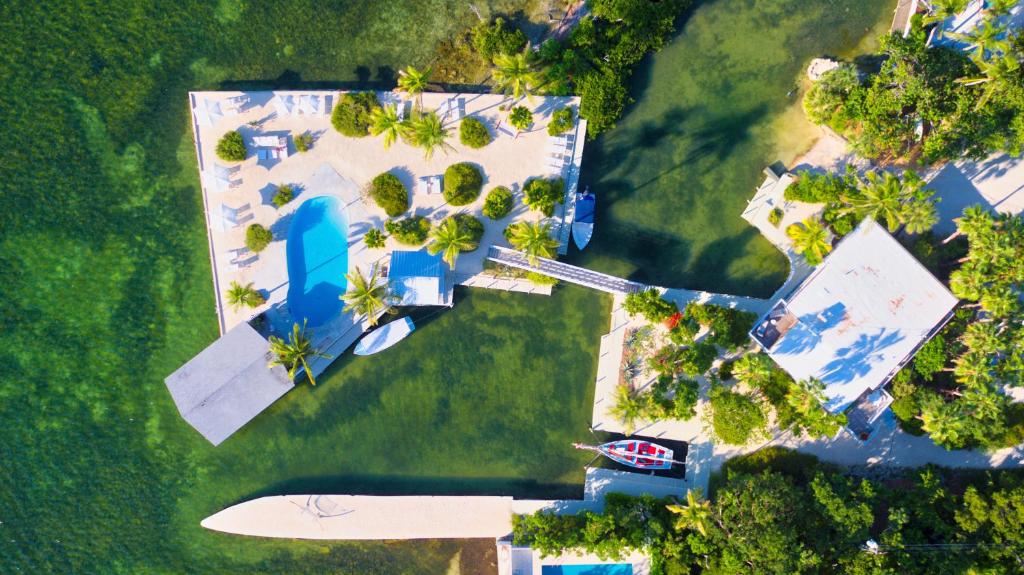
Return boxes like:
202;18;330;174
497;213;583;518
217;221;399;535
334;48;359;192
487;246;646;294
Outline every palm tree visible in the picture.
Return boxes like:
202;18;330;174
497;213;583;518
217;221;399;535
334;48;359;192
427;217;474;267
979;286;1019;317
508;105;533;135
507;221;559;266
842;171;909;232
492;49;538;100
667;489;713;536
370;104;403;149
402;111;452;159
732;353;774;387
609;385;646;434
956;55;1020;108
225;281;265;310
949;263;986;300
922;0;969;25
950;21;1010;61
961;322;1003;355
341;264;395;326
942;204;992;244
397;65;431;111
786;217;832;266
952;350;993;387
917;394;966;447
268;321;331;386
901;198;939;235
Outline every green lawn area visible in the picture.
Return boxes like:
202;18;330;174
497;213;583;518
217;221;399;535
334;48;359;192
572;0;895;297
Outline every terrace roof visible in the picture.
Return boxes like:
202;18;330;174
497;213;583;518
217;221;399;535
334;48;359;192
752;218;958;413
388;250;453;307
164;321;293;445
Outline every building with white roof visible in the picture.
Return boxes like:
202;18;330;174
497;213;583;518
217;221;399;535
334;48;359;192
751;218;958;415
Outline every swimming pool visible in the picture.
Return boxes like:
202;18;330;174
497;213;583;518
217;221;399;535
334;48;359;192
541;564;633;575
286;196;348;327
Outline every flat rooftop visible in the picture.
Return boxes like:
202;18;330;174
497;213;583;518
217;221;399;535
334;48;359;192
752;218;958;412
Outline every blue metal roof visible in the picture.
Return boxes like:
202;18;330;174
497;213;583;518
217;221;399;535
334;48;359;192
388;250;448;279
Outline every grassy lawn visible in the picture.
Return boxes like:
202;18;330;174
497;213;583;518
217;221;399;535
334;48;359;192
572;0;895;298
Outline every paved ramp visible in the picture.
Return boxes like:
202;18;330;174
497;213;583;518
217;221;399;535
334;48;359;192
487;246;645;294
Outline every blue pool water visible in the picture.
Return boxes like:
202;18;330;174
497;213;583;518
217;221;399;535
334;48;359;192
541;565;633;575
286;196;348;327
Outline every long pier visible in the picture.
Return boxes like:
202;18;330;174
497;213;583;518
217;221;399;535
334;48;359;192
486;246;645;295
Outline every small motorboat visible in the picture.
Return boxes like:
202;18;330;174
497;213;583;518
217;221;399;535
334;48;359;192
573;439;679;471
354;317;415;356
572;186;595;250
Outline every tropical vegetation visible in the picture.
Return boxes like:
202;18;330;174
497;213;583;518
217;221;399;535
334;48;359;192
482;186;514;220
508;105;533;132
492;49;539;100
369;104;403;149
802;19;1024;162
401;111;451;158
514;449;1024;574
705;383;768;445
786;217;832;266
547;106;575;136
683;302;756;351
458;116;491;148
505;221;559;266
340;264;395;327
427;214;483;267
384;215;431;246
522;177;564;216
472;17;527;62
225;281;264;310
396;65;431;111
268;321;330;386
368;172;408;217
363;227;387;249
331;91;378;137
442;162;483;206
622;289;679;324
215;130;246;162
244;223;273;252
294;131;313;152
890;209;1024;450
271;184;294;208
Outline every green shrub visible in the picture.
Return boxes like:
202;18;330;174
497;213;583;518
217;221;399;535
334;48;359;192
272;184;294;208
623;289;678;324
577;70;628;136
707;385;767;445
459;117;492;148
522;177;564;217
913;334;947;380
443;163;483;206
718;359;736;381
668;317;699;345
369;172;409;217
526;271;558;286
472;17;527;61
679;342;718;376
509;106;533;131
215;130;247;162
768;207;784;227
684;302;756;351
245;223;273;252
385;215;431;245
785;170;857;203
294;132;314;152
444;213;484;248
331;92;377;137
547;107;575;136
364;228;387;249
482;186;514;220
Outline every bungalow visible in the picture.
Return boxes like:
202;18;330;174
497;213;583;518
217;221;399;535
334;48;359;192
751;218;958;436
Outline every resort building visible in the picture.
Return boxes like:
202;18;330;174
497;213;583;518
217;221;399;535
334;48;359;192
751;218;958;432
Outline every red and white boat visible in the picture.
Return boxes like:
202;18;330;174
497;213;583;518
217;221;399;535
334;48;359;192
573;439;680;471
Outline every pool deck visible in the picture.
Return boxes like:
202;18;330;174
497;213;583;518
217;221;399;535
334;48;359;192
189;90;585;342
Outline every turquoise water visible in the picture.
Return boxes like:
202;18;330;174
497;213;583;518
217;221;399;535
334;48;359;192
286;196;349;327
542;564;633;575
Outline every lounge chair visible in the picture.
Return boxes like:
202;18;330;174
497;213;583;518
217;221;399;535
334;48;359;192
220;203;252;231
436;99;450;120
395;100;406;121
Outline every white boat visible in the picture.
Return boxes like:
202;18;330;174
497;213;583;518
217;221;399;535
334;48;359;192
572;187;595;250
354;317;415;356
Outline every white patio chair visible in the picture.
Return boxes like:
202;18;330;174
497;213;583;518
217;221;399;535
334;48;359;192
220;203;252;231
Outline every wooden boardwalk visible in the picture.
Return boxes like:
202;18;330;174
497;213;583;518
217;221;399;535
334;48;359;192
486;246;645;294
